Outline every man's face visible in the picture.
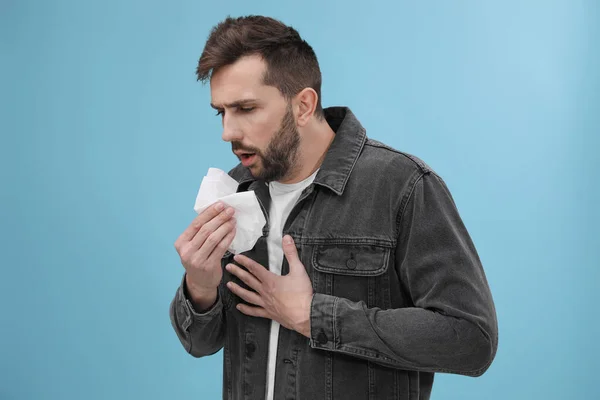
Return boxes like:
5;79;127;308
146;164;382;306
210;55;300;182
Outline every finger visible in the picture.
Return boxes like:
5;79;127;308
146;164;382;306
205;226;236;265
282;235;303;275
233;254;269;281
226;281;264;307
226;263;262;291
189;206;235;251
236;303;270;319
177;202;226;243
192;219;236;262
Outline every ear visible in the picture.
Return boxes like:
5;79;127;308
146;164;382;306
294;88;318;127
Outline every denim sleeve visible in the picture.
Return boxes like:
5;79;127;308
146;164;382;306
169;273;226;357
309;172;498;376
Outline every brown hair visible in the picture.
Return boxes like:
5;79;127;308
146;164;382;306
197;15;324;119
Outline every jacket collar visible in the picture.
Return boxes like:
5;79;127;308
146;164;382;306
237;106;366;195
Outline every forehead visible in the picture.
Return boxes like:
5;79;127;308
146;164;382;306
210;55;280;106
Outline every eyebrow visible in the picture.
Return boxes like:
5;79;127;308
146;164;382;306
210;98;258;109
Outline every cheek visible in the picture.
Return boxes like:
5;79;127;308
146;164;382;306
248;112;278;146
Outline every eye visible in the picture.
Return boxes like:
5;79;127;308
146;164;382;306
215;110;224;117
239;107;255;113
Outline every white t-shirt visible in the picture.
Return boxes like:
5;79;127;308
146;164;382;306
265;169;319;400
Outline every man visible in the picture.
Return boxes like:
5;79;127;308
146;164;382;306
170;15;498;400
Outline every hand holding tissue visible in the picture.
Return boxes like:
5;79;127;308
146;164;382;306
194;168;266;254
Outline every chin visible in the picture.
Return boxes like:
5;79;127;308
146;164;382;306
247;164;262;177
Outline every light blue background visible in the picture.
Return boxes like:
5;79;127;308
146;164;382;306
1;1;598;399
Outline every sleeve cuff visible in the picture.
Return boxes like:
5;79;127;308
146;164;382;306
309;293;338;350
176;274;223;330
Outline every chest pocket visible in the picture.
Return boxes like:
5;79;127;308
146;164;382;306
311;243;392;308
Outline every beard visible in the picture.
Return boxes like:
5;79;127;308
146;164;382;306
232;103;301;182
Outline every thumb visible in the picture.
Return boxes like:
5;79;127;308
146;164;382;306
283;235;303;273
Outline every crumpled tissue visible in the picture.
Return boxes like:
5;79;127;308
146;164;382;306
193;168;266;254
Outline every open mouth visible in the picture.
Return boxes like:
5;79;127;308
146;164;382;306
240;153;257;166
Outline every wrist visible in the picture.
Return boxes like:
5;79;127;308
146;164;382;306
295;293;314;338
184;275;218;312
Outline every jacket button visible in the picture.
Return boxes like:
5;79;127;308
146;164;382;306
317;330;328;345
346;258;357;270
246;342;256;358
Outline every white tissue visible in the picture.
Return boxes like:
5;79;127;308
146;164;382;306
193;168;266;254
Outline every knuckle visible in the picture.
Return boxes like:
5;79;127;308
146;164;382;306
198;224;211;237
221;211;232;221
189;253;203;269
205;233;218;246
179;246;193;264
265;282;276;295
191;218;203;230
199;207;215;218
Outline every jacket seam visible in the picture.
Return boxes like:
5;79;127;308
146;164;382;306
364;141;431;174
395;171;427;234
333;344;488;376
332;296;339;348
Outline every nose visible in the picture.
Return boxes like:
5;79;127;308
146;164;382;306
221;114;243;143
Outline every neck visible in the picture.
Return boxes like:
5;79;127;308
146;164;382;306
278;117;335;184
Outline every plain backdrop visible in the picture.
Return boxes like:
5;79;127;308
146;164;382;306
1;1;598;399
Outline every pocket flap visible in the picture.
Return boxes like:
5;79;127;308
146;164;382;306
312;244;390;276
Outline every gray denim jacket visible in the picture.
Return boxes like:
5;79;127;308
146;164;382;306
170;107;498;400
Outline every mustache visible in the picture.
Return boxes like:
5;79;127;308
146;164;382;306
231;142;260;154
